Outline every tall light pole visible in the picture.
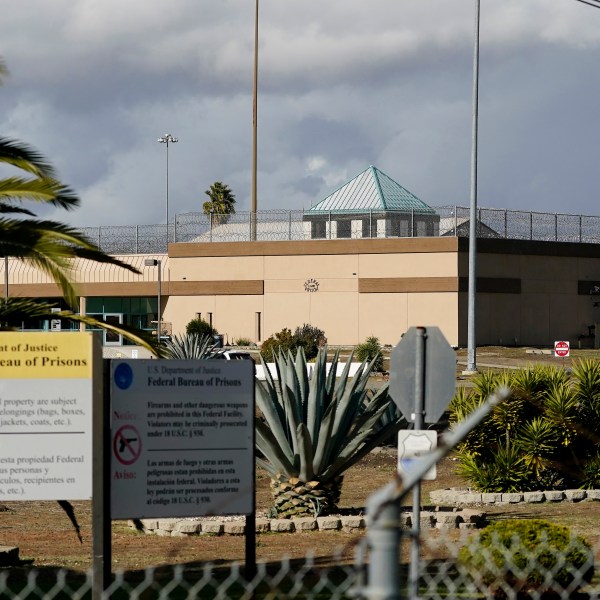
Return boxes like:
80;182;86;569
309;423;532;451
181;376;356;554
144;259;162;340
251;0;259;241
465;0;481;374
157;133;178;248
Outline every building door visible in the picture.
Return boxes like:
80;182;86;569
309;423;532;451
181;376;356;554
104;313;123;346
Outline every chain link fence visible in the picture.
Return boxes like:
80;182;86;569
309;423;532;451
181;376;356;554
2;524;600;599
80;206;600;254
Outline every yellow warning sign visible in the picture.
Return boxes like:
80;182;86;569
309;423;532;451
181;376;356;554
0;332;94;379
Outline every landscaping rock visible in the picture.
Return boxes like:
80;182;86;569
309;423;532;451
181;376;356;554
270;519;295;533
174;521;202;535
564;490;586;502
523;492;545;503
224;522;245;536
545;491;564;502
317;517;341;531
202;521;224;535
292;518;318;531
460;509;486;526
340;516;365;531
501;493;523;503
419;513;436;529
155;519;179;533
255;519;271;533
481;493;502;504
463;493;483;504
435;513;460;528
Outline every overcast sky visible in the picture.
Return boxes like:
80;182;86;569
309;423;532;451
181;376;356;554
1;0;599;227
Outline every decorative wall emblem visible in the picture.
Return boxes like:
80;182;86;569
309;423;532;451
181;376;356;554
304;278;319;293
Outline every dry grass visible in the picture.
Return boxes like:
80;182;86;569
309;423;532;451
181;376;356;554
3;346;600;574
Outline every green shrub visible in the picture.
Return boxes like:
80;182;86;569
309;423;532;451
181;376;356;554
293;324;327;360
355;336;384;372
449;362;600;492
186;317;217;338
260;324;327;361
234;337;252;346
260;328;296;361
458;519;594;598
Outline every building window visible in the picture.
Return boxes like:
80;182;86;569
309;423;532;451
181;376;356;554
362;219;376;238
336;220;351;238
388;216;409;237
311;220;326;239
255;312;262;342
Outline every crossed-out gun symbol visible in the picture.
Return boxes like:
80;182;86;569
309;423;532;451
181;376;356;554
118;436;137;453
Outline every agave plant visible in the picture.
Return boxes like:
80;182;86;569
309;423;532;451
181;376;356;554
255;347;404;518
162;333;220;359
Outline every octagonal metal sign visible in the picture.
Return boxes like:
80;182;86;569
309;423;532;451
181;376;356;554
389;326;456;424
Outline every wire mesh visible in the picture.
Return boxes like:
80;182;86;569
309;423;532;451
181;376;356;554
78;206;600;254
2;527;600;599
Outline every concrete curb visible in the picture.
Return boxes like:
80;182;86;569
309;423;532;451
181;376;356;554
429;488;600;506
131;508;487;537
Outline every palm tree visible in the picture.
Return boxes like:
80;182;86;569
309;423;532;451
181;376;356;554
202;181;236;223
0;58;162;538
0;59;160;352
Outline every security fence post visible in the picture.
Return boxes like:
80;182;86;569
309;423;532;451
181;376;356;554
364;483;401;600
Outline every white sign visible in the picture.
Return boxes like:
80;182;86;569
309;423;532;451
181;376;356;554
398;430;438;480
110;359;254;519
0;332;99;501
554;340;570;358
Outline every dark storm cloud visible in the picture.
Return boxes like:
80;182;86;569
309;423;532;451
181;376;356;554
0;0;599;226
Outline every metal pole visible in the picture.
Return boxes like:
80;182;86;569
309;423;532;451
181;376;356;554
466;0;480;373
166;142;169;248
158;134;178;249
158;261;162;340
92;360;112;599
409;327;426;599
251;0;259;241
365;485;401;600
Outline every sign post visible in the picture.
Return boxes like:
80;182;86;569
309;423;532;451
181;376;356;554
389;326;456;600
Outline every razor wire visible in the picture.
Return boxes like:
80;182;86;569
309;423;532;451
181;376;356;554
78;206;600;254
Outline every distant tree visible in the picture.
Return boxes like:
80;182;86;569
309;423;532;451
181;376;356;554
202;181;236;221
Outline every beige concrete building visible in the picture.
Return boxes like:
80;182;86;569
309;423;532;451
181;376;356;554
6;167;600;349
6;236;600;349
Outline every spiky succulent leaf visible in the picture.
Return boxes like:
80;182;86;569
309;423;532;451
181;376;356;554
162;333;219;359
297;423;315;482
257;346;403;489
255;375;293;463
256;420;296;477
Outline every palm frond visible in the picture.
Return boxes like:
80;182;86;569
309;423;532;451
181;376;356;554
0;176;79;209
0;137;60;180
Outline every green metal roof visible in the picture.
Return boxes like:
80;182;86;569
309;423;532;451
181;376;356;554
307;166;435;214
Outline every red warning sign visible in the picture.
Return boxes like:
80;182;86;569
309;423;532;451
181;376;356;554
554;341;570;358
113;424;142;466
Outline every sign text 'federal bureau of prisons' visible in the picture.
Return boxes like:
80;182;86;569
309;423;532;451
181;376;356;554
0;332;99;501
110;359;254;520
